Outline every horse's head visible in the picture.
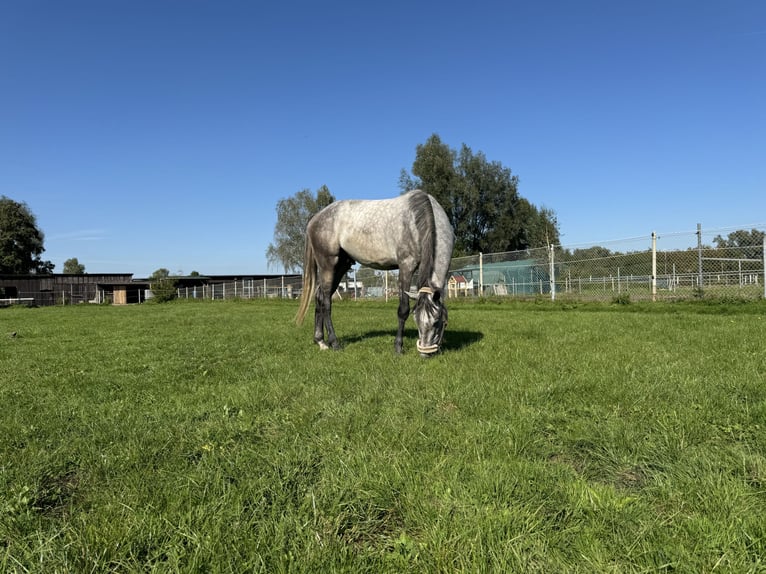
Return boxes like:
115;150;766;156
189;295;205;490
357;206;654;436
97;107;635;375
412;286;448;357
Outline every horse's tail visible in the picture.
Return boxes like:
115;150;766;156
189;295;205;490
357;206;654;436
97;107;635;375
295;235;316;325
412;190;436;288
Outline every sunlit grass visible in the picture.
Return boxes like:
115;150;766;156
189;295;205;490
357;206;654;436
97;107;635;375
1;298;766;572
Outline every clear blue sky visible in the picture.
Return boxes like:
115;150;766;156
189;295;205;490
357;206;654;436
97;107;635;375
2;1;764;276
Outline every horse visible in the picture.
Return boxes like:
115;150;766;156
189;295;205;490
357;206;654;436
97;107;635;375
295;189;455;357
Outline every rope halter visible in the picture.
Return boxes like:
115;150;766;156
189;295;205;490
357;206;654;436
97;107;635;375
417;340;441;354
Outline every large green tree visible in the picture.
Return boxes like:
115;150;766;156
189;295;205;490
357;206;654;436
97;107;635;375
401;134;559;255
0;196;54;274
267;185;335;272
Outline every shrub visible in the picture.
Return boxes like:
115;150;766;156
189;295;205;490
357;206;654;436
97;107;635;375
150;277;178;303
612;293;631;305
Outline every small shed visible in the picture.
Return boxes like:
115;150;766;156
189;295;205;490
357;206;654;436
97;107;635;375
96;281;150;305
448;274;474;297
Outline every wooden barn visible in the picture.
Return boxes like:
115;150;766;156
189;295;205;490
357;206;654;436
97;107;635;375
0;274;147;306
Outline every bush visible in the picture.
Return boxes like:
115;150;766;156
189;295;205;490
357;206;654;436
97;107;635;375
612;293;631;305
150;277;178;303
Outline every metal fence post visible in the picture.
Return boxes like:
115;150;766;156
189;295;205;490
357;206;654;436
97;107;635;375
697;223;703;292
479;252;484;296
549;245;556;301
652;231;657;302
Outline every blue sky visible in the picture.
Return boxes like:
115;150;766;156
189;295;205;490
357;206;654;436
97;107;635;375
2;1;764;276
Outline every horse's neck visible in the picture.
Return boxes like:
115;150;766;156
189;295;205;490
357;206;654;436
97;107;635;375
429;200;455;289
414;193;438;288
431;250;450;288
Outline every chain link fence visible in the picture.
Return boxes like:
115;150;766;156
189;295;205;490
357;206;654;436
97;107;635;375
9;225;759;307
170;224;764;304
444;225;765;302
175;275;304;301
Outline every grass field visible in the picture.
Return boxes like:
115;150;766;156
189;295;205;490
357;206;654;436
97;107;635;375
2;298;766;573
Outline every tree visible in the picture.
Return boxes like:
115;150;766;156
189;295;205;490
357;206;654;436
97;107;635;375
63;257;86;274
0;196;55;274
266;185;336;272
149;268;177;302
401;134;559;255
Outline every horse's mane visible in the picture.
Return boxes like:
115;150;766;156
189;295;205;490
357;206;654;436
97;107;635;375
408;190;436;289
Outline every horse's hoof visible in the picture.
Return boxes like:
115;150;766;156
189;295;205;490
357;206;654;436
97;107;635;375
318;341;331;351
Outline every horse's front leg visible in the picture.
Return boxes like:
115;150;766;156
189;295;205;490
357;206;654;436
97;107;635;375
394;290;410;354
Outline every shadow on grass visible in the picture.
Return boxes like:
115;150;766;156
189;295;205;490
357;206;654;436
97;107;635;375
442;329;484;351
340;328;483;352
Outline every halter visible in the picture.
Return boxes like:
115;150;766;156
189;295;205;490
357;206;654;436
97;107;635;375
417;340;440;354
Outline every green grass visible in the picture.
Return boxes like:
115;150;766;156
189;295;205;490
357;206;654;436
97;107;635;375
2;298;766;572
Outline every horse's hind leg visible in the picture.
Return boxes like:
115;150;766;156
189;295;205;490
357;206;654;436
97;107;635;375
321;289;341;350
322;262;351;350
315;263;346;351
313;285;332;350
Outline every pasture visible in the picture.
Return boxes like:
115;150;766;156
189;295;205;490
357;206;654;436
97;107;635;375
1;298;765;572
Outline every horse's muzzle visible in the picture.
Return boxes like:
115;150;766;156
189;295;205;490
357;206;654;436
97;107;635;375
417;340;441;356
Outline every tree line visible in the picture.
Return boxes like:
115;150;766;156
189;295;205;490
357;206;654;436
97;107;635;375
266;134;765;278
557;229;766;280
3;132;764;286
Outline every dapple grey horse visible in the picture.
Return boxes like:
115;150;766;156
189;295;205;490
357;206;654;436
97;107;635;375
295;190;455;356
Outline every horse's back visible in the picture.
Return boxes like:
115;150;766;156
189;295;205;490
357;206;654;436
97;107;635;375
340;196;413;267
307;190;452;273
